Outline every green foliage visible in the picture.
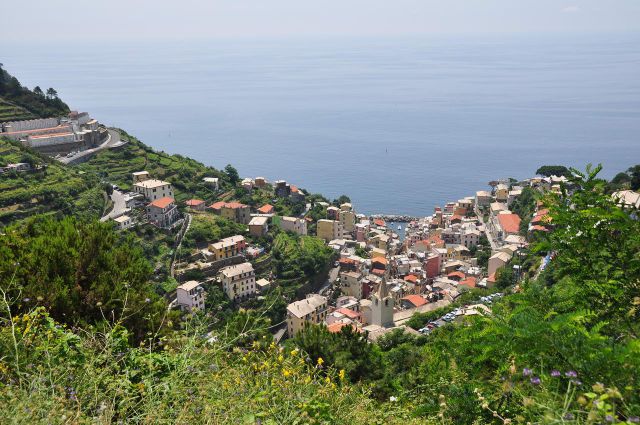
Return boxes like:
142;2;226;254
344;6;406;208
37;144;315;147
292;324;384;383
272;232;334;294
0;216;169;342
0;139;104;225
0;309;415;424
224;164;239;184
181;212;247;250
535;165;571;177
510;186;537;234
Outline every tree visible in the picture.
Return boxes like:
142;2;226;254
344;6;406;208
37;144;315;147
224;164;239;184
33;86;44;97
46;87;58;99
535;165;571;177
628;164;640;191
334;195;351;206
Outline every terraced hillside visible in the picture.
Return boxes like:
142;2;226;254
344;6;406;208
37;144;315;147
0;97;36;122
78;130;231;203
0;138;104;225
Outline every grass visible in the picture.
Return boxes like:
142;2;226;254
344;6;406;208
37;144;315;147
0;98;37;122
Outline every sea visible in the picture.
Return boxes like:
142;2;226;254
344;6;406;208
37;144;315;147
2;33;639;216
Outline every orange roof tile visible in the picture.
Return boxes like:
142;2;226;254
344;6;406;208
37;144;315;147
208;201;226;210
373;219;386;227
185;199;204;206
224;201;248;209
335;308;360;320
459;277;477;288
372;257;388;265
447;271;465;280
327;322;361;333
404;274;418;283
497;213;521;234
149;197;174;209
450;215;463;222
371;268;386;276
401;295;428;308
257;204;274;214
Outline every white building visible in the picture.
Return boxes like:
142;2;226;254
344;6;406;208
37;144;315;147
203;177;219;190
133;179;174;201
176;280;206;311
112;215;134;230
219;262;256;302
286;294;328;337
132;171;150;183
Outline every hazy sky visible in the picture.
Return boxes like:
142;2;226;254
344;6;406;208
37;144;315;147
3;0;640;42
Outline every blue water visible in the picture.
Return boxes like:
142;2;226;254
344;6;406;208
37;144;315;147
2;33;639;215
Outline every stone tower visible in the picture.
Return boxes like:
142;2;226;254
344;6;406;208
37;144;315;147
370;277;394;327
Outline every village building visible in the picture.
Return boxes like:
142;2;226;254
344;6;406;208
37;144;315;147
203;177;219;190
286;294;328;337
317;219;343;242
176;281;206;311
208;235;246;260
248;215;269;237
219;262;256;302
220;202;251;224
185;199;206;211
133;179;174;202
278;216;307;235
146;197;179;228
112;214;134;231
132;171;150;183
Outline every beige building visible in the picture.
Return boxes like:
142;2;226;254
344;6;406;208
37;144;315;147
317;219;342;242
475;190;492;207
339;209;356;236
286;294;328;337
133;179;174;202
221;202;251;224
495;183;509;202
488;251;512;276
340;271;363;299
280;216;307;235
132;171;150;183
176;280;206;311
219;262;256;302
248;216;269;237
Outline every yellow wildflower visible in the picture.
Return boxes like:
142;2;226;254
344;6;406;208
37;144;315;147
317;357;324;366
325;376;331;384
339;369;346;381
291;348;299;357
283;369;291;378
278;354;284;363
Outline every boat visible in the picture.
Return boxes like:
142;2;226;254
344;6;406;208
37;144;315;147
397;225;401;230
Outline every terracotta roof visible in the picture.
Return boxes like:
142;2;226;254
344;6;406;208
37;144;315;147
149;197;174;209
208;201;226;210
224;201;248;209
372;257;388;266
450;215;463;222
371;268;386;276
257;204;274;214
447;271;465;280
487;273;497;283
327;322;361;334
401;295;428;308
404;274;418;283
339;258;357;265
335;308;360;320
497;213;521;234
185;199;204;206
290;185;299;193
459;277;477;288
373;219;386;227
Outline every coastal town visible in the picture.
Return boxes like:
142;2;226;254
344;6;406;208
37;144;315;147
4;112;638;347
106;162;567;341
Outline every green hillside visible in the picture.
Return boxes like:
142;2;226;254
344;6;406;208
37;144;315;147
0;97;36;122
0;138;105;225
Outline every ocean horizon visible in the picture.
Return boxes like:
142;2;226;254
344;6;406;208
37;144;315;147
2;33;639;215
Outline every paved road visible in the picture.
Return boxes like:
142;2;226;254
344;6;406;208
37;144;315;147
59;128;123;165
100;189;128;222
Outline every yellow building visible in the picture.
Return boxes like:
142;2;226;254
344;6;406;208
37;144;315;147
208;235;246;260
317;219;342;242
